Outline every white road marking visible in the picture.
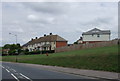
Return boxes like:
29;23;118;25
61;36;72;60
5;69;10;73
20;73;32;81
2;65;32;81
11;73;20;81
11;69;17;72
1;66;5;69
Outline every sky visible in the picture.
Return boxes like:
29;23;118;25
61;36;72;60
1;2;118;46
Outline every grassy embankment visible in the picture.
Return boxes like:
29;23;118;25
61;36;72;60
2;45;119;72
0;47;2;59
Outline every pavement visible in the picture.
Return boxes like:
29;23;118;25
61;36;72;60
1;62;119;81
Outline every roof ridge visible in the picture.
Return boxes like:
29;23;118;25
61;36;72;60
22;34;67;47
82;28;111;35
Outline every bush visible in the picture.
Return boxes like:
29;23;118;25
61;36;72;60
42;50;55;54
29;51;41;55
23;50;55;55
8;50;16;55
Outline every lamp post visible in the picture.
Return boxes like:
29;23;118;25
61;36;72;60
9;33;18;62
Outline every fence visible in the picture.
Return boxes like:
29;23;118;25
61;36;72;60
55;40;118;53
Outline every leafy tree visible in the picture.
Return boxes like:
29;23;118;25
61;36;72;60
3;43;22;55
3;44;11;49
24;49;29;55
74;42;78;44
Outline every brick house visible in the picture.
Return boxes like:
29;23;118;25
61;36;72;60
22;33;67;52
2;49;10;55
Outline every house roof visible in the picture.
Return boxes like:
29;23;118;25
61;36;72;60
82;28;111;35
22;39;37;47
22;34;67;47
2;49;10;51
36;35;67;42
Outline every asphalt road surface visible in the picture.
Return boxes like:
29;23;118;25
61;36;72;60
1;62;107;81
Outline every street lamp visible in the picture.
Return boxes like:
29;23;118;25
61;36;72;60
9;33;18;62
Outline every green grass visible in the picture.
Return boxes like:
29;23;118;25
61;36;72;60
2;45;119;72
0;47;2;60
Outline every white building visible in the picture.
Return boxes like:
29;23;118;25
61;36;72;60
82;28;111;43
22;33;67;52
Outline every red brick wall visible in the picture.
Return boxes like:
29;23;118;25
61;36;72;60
55;40;118;53
56;41;67;48
83;41;105;44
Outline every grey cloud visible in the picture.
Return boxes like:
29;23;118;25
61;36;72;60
21;2;69;15
95;17;113;24
80;17;114;27
27;14;55;24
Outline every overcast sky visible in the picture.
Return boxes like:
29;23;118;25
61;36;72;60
1;2;118;46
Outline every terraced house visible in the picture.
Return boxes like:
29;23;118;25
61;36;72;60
22;33;67;52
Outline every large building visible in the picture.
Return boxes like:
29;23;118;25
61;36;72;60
22;33;67;52
82;28;111;43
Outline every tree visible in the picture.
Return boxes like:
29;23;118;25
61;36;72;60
3;44;11;49
24;49;29;55
74;41;78;44
3;44;22;55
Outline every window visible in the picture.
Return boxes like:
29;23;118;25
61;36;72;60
97;34;100;37
92;30;99;32
92;34;94;36
42;42;44;45
46;42;49;44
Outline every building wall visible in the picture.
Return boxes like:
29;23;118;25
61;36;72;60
27;45;34;52
83;41;104;44
55;40;118;53
51;42;56;50
25;41;67;52
27;42;56;51
83;34;110;41
56;41;67;48
22;47;27;50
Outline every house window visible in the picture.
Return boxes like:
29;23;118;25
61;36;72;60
42;42;44;45
30;48;32;52
92;30;99;33
97;34;100;37
46;42;49;44
92;34;94;36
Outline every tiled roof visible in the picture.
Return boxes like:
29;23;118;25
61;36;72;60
82;28;111;35
37;35;67;42
22;35;67;47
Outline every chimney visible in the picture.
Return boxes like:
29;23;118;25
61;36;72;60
31;38;34;41
44;34;46;36
35;37;37;39
80;37;83;40
50;33;52;35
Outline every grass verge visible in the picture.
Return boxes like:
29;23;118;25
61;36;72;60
2;45;119;72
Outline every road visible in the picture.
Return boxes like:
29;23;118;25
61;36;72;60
1;62;105;81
